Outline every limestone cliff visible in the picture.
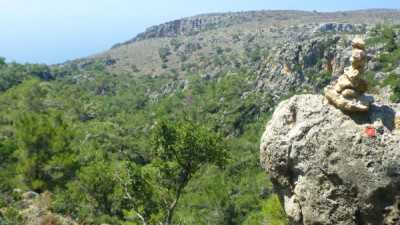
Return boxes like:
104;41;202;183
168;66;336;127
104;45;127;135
111;11;258;48
260;94;400;224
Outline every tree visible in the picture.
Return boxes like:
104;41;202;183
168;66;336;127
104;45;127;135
382;24;397;52
14;111;76;192
152;120;228;225
115;162;161;225
0;57;6;67
76;161;122;218
27;64;54;81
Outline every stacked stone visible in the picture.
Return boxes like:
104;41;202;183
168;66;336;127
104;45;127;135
335;37;371;98
324;37;374;111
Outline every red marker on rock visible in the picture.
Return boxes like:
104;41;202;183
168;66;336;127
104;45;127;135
365;125;376;137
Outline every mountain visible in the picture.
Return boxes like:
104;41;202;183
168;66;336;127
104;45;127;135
70;9;399;72
65;9;400;98
1;9;400;224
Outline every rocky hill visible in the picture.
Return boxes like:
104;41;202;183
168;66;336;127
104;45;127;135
260;94;400;224
112;9;400;47
64;9;400;102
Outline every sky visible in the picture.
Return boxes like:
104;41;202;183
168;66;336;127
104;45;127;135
1;0;399;65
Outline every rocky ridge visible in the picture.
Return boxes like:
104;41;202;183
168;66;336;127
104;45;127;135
60;9;400;126
65;10;400;106
260;94;400;224
112;9;400;48
111;11;254;48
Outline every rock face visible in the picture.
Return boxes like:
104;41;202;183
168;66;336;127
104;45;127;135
260;94;400;225
112;12;258;48
254;35;355;98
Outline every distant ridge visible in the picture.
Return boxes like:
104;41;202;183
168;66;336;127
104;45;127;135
111;9;400;49
111;11;266;48
69;8;400;77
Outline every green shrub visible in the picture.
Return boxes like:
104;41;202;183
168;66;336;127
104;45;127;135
303;69;332;93
262;194;290;225
368;22;398;52
158;47;171;62
179;52;188;62
381;73;400;103
215;46;224;54
243;194;289;225
381;73;400;88
0;207;26;225
170;38;182;51
390;86;400;103
0;57;5;67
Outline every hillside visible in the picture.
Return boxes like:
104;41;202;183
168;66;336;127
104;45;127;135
65;9;400;99
1;9;400;224
69;9;399;75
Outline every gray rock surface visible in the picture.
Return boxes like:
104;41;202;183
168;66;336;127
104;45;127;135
260;94;400;225
112;11;263;48
159;80;189;94
22;191;39;200
253;35;355;97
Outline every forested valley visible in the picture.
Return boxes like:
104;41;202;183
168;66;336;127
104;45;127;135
0;56;285;224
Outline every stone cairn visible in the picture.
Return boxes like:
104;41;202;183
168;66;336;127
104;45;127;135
324;37;374;111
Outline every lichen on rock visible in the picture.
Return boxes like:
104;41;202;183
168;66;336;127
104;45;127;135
324;37;374;111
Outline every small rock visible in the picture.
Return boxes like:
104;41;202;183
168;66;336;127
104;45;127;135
341;88;357;98
22;191;39;200
202;74;211;81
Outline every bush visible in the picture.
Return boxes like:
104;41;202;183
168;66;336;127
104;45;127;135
381;73;400;88
158;47;171;62
179;52;188;62
0;57;6;67
310;70;332;92
242;194;289;225
215;46;224;54
390;86;400;103
381;73;400;103
0;207;25;225
170;38;182;51
262;194;290;225
368;22;398;52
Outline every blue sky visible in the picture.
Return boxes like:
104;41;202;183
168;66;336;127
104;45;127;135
1;0;399;65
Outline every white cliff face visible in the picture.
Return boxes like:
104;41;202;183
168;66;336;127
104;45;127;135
260;94;400;225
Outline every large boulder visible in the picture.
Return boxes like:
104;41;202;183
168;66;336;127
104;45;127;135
260;94;400;225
